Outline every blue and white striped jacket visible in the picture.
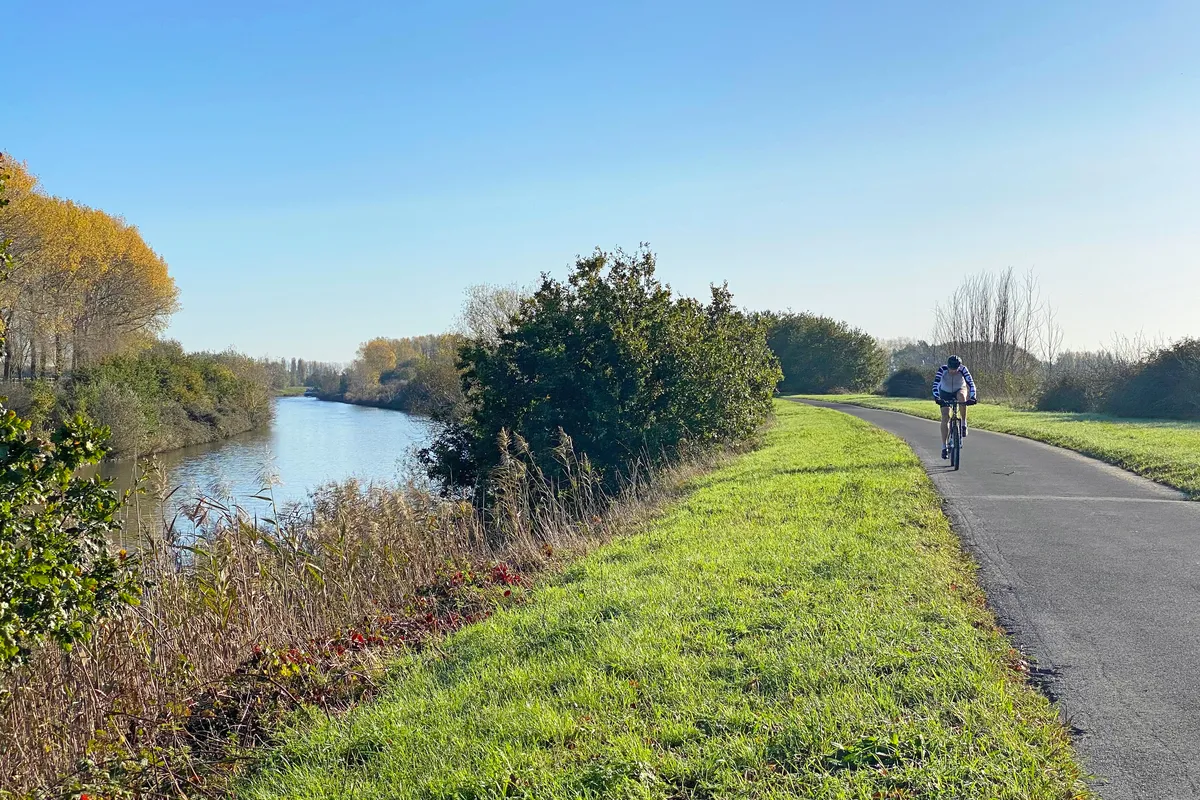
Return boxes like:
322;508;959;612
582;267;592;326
933;363;976;401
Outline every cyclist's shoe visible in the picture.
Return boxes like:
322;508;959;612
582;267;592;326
962;424;968;438
941;446;949;460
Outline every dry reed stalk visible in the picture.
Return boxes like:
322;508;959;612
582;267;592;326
0;431;715;798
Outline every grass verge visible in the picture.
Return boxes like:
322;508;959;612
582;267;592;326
275;385;310;396
793;394;1200;497
237;401;1088;800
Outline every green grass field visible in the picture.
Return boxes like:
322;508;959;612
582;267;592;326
238;402;1087;799
793;394;1200;497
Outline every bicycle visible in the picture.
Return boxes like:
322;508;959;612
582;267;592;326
940;396;977;470
946;397;964;470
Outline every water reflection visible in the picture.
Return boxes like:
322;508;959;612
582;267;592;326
101;397;434;532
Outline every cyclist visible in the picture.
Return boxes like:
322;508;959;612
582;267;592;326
933;354;976;460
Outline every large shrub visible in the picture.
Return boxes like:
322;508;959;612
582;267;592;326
423;247;781;490
884;367;932;398
87;382;150;453
1106;339;1200;420
1035;374;1092;413
64;341;273;454
1043;350;1139;413
764;312;886;394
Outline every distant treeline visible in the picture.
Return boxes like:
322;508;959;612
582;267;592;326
254;357;345;395
1034;339;1200;419
886;337;1200;421
308;334;464;418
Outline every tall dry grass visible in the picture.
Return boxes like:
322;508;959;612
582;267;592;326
1;431;691;798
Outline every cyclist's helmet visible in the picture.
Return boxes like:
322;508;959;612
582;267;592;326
947;354;961;369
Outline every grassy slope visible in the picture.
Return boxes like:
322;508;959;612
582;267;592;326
793;395;1200;497
239;402;1086;800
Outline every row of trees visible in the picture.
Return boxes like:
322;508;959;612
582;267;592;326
250;356;345;396
257;357;344;391
0;158;179;378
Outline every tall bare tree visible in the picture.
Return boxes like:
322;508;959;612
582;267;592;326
454;283;526;343
933;267;1045;396
1041;303;1064;380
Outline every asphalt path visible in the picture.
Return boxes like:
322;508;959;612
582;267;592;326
799;400;1200;800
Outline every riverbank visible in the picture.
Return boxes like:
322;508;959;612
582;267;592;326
2;391;600;798
5;378;269;458
274;385;308;397
312;387;450;419
3;342;275;458
793;394;1200;496
312;390;412;412
237;402;1087;799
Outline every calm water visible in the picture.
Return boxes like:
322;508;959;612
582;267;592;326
102;396;434;528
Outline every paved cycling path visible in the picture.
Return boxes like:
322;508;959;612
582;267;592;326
799;400;1200;800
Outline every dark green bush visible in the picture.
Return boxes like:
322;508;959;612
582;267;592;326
1035;375;1092;413
763;312;886;394
1105;339;1200;420
884;367;932;398
423;246;782;490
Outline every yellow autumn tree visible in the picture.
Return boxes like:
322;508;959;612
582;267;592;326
356;337;398;386
0;158;178;377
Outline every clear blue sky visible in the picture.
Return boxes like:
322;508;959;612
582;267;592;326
6;1;1198;362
